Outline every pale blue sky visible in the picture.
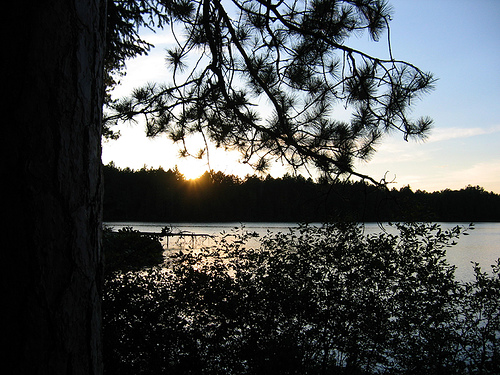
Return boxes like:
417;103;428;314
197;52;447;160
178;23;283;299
102;0;500;193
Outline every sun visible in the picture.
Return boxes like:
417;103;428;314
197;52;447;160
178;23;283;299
178;158;209;180
183;169;206;181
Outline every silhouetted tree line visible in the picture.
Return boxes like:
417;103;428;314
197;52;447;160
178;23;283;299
103;163;500;222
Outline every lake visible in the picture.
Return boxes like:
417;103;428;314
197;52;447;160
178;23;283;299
104;221;500;281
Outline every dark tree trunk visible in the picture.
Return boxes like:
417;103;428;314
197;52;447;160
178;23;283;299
4;1;106;373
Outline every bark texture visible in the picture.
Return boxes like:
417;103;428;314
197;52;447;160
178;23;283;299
4;0;106;373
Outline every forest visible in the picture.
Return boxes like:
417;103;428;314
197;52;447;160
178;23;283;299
103;163;500;223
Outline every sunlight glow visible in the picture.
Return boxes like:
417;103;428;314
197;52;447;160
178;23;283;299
178;158;209;180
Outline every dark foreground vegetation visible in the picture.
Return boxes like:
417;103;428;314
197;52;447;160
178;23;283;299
103;223;500;374
103;164;500;222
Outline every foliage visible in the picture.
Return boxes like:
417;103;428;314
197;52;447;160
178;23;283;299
103;226;165;274
104;0;435;183
103;164;500;222
103;223;500;374
456;260;500;373
104;0;192;95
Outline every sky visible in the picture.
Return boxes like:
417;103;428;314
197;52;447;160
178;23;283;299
102;0;500;193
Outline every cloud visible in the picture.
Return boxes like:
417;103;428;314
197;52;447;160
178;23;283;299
395;160;500;193
427;124;500;143
143;30;178;46
445;160;500;192
364;136;436;165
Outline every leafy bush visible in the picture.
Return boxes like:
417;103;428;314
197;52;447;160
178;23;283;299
103;226;165;274
103;223;500;374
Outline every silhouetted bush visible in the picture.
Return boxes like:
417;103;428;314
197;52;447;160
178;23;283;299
103;226;164;274
103;223;500;374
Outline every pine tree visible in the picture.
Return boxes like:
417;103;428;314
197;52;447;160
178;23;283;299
105;0;435;184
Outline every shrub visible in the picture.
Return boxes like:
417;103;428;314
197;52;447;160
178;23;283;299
103;223;500;374
102;226;165;274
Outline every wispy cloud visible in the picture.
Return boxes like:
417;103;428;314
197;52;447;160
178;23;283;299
143;30;178;46
444;160;500;191
407;160;500;193
427;124;500;143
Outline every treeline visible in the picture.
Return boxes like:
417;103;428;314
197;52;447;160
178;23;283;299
103;163;500;222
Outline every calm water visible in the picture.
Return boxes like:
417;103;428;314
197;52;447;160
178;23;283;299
104;221;500;281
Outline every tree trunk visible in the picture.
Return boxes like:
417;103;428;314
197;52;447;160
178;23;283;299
4;1;106;373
